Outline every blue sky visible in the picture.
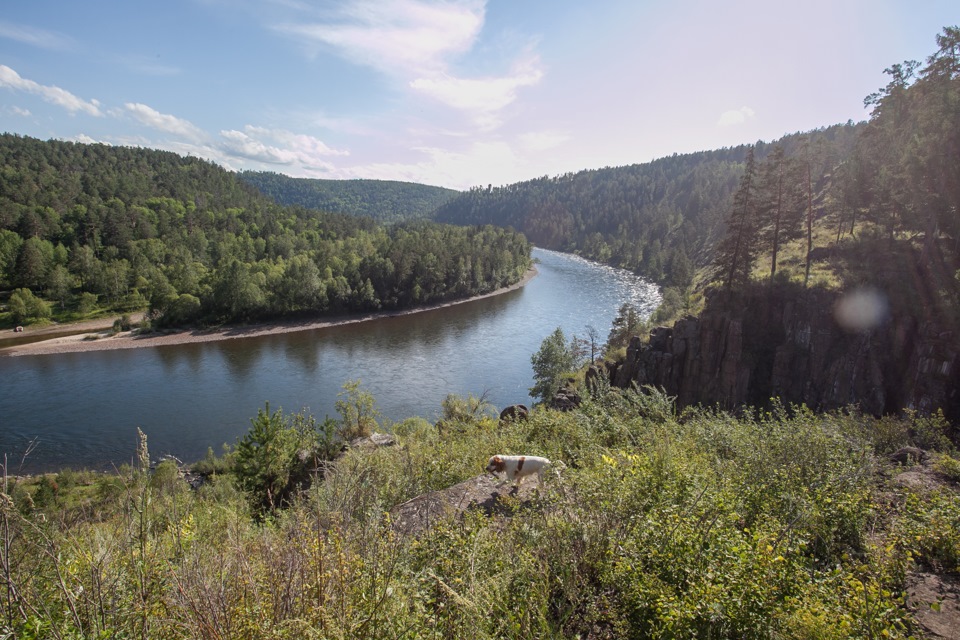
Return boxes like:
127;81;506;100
0;1;956;190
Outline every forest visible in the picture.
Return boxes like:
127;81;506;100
431;125;860;291
0;136;531;328
238;171;457;224
428;27;960;333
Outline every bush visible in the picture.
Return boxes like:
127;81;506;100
335;379;380;441
149;460;182;494
162;293;201;326
8;288;51;324
111;314;132;333
191;445;232;476
934;454;960;481
77;291;98;315
234;404;328;513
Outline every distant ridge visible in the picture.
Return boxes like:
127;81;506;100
238;171;458;224
431;123;861;289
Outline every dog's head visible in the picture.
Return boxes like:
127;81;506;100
485;455;505;474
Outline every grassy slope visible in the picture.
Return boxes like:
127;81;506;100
3;389;958;638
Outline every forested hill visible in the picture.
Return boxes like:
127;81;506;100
0;134;531;328
433;124;861;289
599;27;960;418
238;171;458;224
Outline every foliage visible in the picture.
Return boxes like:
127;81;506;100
110;313;132;333
6;288;51;325
438;392;496;424
239;171;458;223
0;135;531;328
335;379;380;442
649;286;687;325
529;327;581;404
606;302;646;353
934;453;960;482
233;403;331;513
2;389;956;638
434;125;860;288
713;147;762;289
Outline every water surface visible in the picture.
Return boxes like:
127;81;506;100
0;249;660;473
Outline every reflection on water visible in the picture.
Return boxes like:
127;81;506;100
0;249;660;473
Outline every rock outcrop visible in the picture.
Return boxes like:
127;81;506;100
607;286;960;417
499;404;529;423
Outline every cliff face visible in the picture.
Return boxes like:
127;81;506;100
607;287;960;417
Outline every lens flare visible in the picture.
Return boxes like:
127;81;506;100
833;288;888;331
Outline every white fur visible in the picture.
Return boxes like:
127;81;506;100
485;454;551;486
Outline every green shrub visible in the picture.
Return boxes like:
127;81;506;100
190;445;232;476
8;288;51;324
111;313;132;333
934;454;960;482
77;291;98;315
32;474;58;508
335;379;380;441
0;395;951;638
149;460;182;494
234;403;326;513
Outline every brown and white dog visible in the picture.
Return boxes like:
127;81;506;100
485;455;551;486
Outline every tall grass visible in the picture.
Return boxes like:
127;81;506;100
0;388;955;638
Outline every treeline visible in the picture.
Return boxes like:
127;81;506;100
712;26;960;318
0;135;530;327
238;171;458;224
433;26;960;332
432;126;861;289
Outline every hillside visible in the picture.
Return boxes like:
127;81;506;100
432;125;860;290
0;135;530;330
238;171;458;224
3;387;959;638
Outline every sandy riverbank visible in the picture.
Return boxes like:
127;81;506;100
1;267;537;357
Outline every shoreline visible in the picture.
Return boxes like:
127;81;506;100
1;266;538;357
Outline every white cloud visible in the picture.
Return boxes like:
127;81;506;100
0;21;73;50
124;103;205;138
217;126;348;168
278;0;483;76
410;54;543;128
275;0;542;130
717;106;756;127
9;106;31;117
0;65;102;116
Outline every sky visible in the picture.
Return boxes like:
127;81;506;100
0;1;956;190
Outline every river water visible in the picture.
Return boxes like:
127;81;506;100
0;249;660;473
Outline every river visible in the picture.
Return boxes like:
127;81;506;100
0;249;660;473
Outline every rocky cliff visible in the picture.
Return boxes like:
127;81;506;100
606;285;960;417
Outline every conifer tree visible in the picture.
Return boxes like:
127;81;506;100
713;148;760;290
755;146;804;284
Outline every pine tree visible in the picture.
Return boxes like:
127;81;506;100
757;146;804;284
713;148;761;290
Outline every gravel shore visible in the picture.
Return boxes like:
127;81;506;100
1;267;537;357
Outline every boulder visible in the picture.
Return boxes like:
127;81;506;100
888;446;930;465
347;432;396;450
499;404;529;423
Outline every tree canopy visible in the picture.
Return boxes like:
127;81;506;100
0;135;531;327
238;171;458;224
